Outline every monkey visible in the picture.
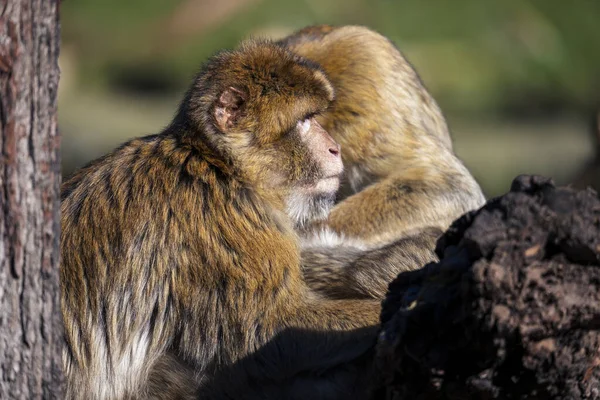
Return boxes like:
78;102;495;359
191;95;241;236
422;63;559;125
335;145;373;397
300;226;443;300
60;39;383;400
281;25;485;238
275;25;486;299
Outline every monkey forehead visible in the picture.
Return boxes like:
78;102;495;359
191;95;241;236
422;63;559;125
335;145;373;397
279;24;336;47
232;40;334;101
224;40;336;138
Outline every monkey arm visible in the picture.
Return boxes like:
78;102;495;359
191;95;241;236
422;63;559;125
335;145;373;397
190;297;381;399
327;169;485;246
302;228;441;299
263;298;381;374
150;301;379;400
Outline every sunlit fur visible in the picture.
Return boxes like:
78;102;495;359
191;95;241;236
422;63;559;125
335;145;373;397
60;39;379;400
277;26;486;300
281;25;485;245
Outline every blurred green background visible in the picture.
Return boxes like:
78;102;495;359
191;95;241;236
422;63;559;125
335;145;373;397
59;0;600;196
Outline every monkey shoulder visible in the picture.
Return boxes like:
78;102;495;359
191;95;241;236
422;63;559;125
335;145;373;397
61;132;298;278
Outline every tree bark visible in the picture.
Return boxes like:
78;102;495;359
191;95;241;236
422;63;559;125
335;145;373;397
0;0;62;398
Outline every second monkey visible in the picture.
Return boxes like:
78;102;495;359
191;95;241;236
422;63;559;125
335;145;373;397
280;25;486;299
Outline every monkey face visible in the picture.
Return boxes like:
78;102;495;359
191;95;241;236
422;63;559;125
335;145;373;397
295;116;343;193
232;111;343;229
279;115;343;229
190;40;342;227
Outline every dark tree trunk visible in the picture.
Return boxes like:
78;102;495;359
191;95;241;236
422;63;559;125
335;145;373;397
0;0;62;398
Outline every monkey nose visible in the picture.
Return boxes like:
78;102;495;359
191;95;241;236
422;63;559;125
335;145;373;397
329;144;341;157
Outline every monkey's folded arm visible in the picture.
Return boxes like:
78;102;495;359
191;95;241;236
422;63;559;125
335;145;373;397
260;298;381;375
301;228;441;300
327;168;485;246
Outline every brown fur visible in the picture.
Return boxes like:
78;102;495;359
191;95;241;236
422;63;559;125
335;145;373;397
281;25;485;242
278;26;485;299
60;39;380;400
301;227;442;300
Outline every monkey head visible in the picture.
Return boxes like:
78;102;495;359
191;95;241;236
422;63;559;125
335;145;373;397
178;40;343;228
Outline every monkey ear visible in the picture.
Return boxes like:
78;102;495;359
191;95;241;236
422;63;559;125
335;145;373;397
214;86;247;132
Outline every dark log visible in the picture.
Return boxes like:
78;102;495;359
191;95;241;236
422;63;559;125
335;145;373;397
374;175;600;399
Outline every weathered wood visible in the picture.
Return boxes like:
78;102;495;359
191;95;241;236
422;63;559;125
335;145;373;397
0;0;62;398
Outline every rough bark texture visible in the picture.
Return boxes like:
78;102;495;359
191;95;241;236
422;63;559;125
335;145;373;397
374;175;600;400
0;0;62;398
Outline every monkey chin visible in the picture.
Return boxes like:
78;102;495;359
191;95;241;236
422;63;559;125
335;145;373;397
286;177;339;231
314;176;341;194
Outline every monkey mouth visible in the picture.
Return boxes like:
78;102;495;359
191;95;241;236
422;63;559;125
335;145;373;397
314;175;341;193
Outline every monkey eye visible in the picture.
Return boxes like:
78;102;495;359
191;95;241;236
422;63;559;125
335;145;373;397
297;118;311;134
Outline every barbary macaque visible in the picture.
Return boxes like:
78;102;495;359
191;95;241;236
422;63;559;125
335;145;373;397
61;39;380;400
279;26;486;299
